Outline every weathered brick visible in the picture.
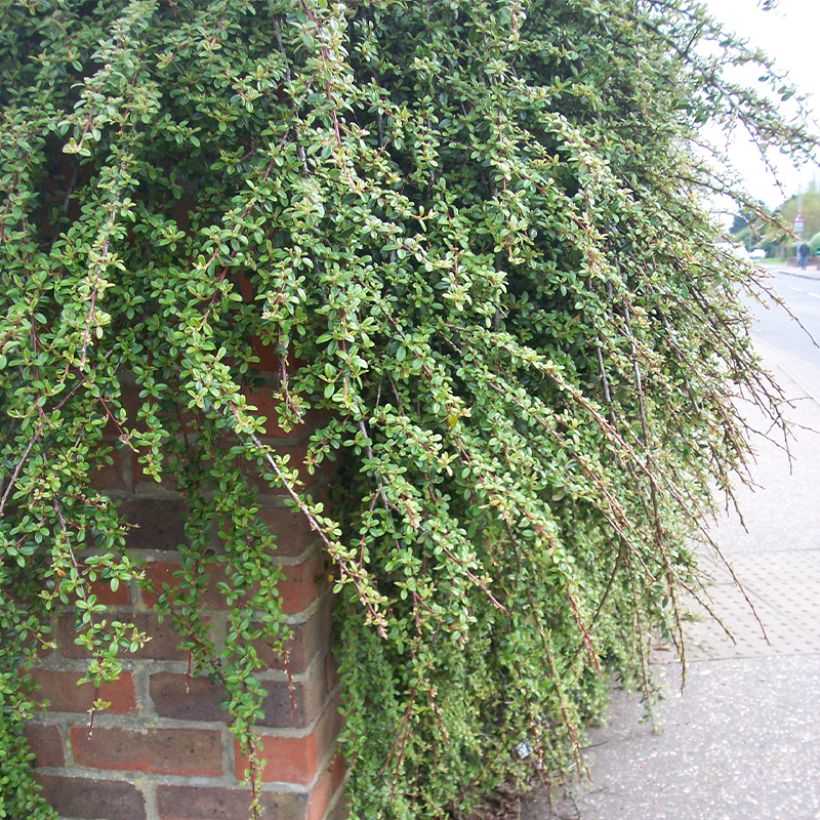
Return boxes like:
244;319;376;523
254;594;332;674
244;387;331;440
257;504;322;559
234;696;342;785
88;577;131;605
71;726;223;777
307;750;346;820
31;669;137;713
24;723;64;768
141;560;184;607
35;774;146;820
57;613;187;661
131;447;184;494
279;551;327;616
67;574;130;607
238;440;337;495
88;448;128;492
324;651;339;696
100;382;143;438
141;560;245;610
150;667;326;729
156;785;308;820
129;613;191;660
120;498;187;550
149;672;226;722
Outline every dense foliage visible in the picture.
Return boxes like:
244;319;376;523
0;0;815;816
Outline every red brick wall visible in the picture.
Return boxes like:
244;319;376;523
26;377;346;820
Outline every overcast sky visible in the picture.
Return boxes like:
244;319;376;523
703;0;820;209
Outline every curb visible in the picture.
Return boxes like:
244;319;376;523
775;268;820;282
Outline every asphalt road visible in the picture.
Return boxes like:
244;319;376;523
748;268;820;397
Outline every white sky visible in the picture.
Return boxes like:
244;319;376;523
703;0;820;209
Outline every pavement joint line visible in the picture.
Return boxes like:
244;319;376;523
671;652;820;664
524;298;820;820
751;335;820;409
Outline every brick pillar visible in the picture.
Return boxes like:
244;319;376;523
25;379;346;820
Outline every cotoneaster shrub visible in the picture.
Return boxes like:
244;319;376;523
0;1;815;817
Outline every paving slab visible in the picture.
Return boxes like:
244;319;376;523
532;654;820;820
523;347;820;820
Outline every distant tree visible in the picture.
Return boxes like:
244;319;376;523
730;212;749;234
734;225;754;250
730;203;770;250
761;236;781;257
775;190;820;241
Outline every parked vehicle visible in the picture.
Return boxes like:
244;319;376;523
715;242;751;261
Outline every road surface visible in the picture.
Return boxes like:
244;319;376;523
747;268;820;396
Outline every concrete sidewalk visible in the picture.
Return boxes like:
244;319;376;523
775;264;820;281
524;351;820;819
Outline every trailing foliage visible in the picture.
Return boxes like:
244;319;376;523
0;0;815;816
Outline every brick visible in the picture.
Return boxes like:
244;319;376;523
35;773;146;820
307;751;346;820
233;275;280;373
279;551;327;616
88;577;131;605
89;448;128;491
324;651;339;695
31;669;137;713
326;794;349;820
328;751;346;796
129;613;190;660
67;573;130;606
257;504;322;559
234;696;342;785
156;785;308;819
249;334;279;371
143;560;223;609
24;723;64;767
141;561;249;611
57;613;187;661
150;668;326;729
254;593;332;674
238;440;337;495
101;382;143;437
244;387;331;440
140;552;327;614
149;672;227;722
141;561;184;607
254;676;323;729
307;768;332;820
120;498;187;551
132;446;185;493
71;726;223;777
